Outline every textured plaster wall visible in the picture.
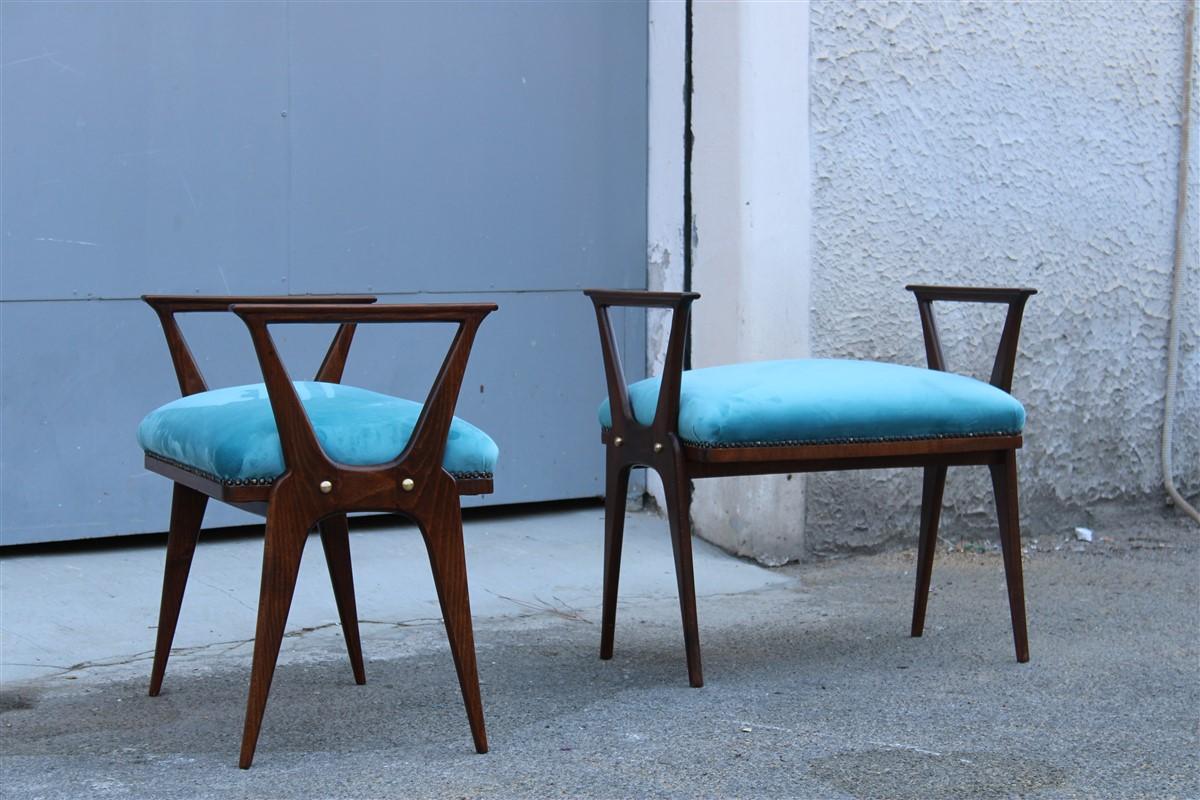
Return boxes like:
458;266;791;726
807;0;1199;552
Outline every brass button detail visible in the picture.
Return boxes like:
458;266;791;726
401;478;415;492
654;443;664;453
613;436;624;447
319;480;333;494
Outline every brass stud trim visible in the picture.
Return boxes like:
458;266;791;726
319;480;333;494
613;436;624;447
401;477;415;492
653;443;664;453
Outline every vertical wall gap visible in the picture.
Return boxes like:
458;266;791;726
283;0;294;295
682;0;695;370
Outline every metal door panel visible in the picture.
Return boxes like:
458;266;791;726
1;1;290;301
286;0;647;295
0;1;647;545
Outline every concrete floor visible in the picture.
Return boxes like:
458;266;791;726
1;504;1197;799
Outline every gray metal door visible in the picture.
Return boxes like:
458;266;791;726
0;1;647;545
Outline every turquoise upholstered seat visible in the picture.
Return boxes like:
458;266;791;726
599;358;1024;446
138;382;499;483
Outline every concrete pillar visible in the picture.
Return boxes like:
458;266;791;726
644;0;688;509
647;1;686;326
688;0;812;564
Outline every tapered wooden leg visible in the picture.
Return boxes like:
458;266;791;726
660;463;703;688
990;450;1030;663
239;505;310;769
149;483;208;697
319;514;366;685
911;465;947;638
600;459;632;660
421;508;488;754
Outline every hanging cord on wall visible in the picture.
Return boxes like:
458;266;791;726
1162;0;1199;524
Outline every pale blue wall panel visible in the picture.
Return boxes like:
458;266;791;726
0;1;647;545
1;1;290;300
286;0;647;294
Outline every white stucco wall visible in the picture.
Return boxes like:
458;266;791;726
805;0;1199;551
645;0;1196;561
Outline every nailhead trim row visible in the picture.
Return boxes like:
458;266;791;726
600;427;1020;449
145;453;493;486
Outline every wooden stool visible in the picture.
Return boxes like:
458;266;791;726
585;285;1036;687
138;295;497;767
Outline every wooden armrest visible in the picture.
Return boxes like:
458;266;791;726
229;302;496;324
583;288;700;309
143;294;379;395
230;303;497;481
142;294;376;313
584;289;700;438
905;285;1037;304
905;285;1037;392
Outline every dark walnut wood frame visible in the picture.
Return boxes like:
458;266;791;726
141;294;496;768
585;285;1037;688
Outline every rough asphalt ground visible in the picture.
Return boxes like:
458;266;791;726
1;512;1196;799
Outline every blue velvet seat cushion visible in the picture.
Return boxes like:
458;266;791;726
138;381;498;482
598;358;1024;446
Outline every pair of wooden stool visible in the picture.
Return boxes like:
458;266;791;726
138;285;1034;766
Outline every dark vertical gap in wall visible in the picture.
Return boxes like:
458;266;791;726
283;0;294;295
682;0;694;370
